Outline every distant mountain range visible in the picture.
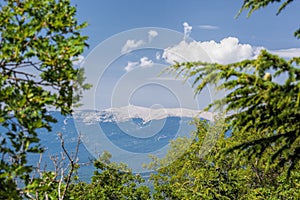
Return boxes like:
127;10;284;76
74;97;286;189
73;105;214;124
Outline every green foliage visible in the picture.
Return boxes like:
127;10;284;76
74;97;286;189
154;1;300;198
68;151;151;200
25;171;63;200
1;0;298;199
0;0;89;197
150;119;300;199
169;50;300;175
15;150;151;199
238;0;300;38
239;0;292;16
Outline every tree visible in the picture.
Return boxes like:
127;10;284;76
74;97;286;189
168;0;300;176
0;0;90;198
148;0;300;198
68;151;151;200
238;0;300;39
149;118;300;199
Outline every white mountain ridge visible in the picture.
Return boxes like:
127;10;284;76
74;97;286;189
73;105;214;124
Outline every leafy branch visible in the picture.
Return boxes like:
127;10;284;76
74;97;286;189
167;50;300;175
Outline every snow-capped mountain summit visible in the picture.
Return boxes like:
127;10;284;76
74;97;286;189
73;105;213;125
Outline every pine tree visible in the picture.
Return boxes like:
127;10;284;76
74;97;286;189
168;0;300;175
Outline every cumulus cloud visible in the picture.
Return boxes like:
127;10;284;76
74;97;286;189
199;37;259;64
121;39;145;54
148;30;158;43
124;61;139;72
183;22;192;41
198;25;219;30
155;52;161;60
269;48;300;58
124;57;153;72
162;22;259;64
163;37;261;64
163;41;211;64
140;57;154;67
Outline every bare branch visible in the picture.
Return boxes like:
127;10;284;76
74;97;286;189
57;132;81;200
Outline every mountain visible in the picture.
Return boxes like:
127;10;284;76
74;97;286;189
71;105;213;173
16;106;214;179
73;105;213;124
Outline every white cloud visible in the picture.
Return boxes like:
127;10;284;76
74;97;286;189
163;40;211;64
148;30;158;43
140;57;153;67
163;37;261;64
198;25;219;30
183;22;192;41
124;57;153;72
164;22;259;64
155;52;161;60
199;37;259;64
121;39;145;54
124;61;139;72
269;48;300;58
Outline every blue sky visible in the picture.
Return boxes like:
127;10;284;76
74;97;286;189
73;0;300;49
71;0;300;110
68;1;300;170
